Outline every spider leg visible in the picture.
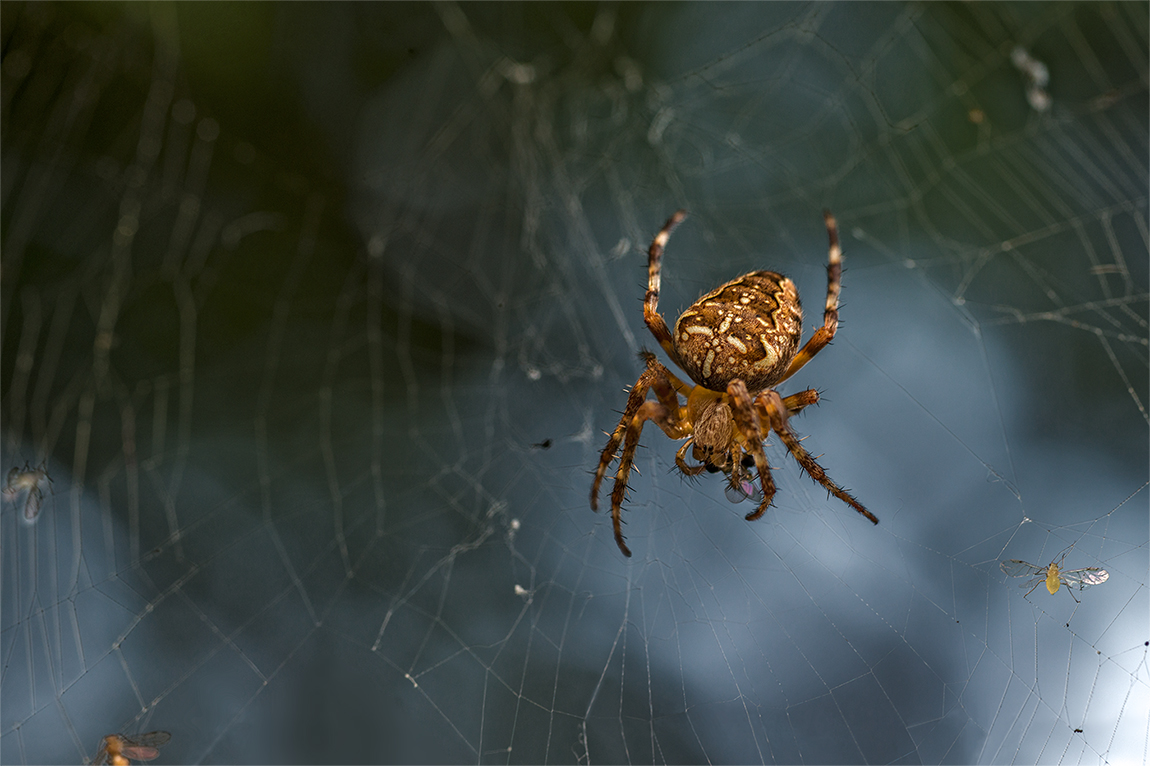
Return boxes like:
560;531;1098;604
782;388;820;416
642;358;690;428
591;360;687;511
592;375;654;513
777;210;842;385
675;440;707;476
592;360;690;557
643;210;689;370
608;400;688;557
726;379;778;521
639;349;692;396
758;389;878;525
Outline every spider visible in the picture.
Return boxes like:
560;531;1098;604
591;210;878;557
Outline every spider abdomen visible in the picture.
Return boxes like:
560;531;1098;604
673;271;802;391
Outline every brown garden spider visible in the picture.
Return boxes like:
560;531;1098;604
591;210;878;556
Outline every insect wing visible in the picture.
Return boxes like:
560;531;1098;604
1061;568;1109;590
95;732;170;764
724;478;762;505
120;729;170;762
723;461;763;505
120;745;161;762
723;482;749;504
23;486;43;521
2;467;21;502
1000;559;1045;578
124;731;171;752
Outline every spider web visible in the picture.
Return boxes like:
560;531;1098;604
2;2;1147;764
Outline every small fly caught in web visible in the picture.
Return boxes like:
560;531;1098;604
3;463;52;523
92;731;171;765
1000;555;1109;603
723;454;764;505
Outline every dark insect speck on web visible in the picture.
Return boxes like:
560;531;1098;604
532;439;552;450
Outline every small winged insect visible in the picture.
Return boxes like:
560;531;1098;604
723;454;764;505
93;732;171;765
1000;555;1109;603
1010;45;1052;112
3;463;51;522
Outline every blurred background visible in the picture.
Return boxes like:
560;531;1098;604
2;3;1147;763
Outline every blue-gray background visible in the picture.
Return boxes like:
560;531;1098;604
2;3;1147;764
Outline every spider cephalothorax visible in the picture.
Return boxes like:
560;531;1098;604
591;210;878;557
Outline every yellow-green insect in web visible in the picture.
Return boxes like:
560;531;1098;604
1000;555;1109;603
